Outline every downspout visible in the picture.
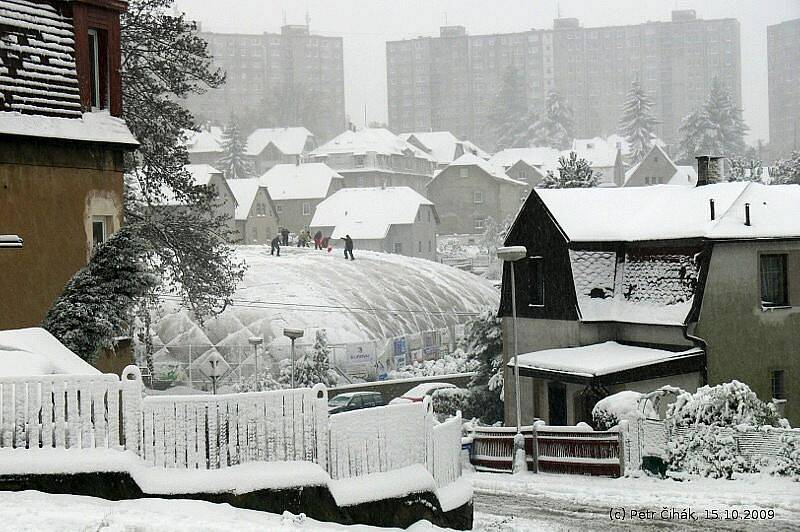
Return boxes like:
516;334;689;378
683;241;714;386
683;324;708;386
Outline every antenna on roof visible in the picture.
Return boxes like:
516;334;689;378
556;0;561;18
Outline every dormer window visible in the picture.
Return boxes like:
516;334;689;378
87;29;109;110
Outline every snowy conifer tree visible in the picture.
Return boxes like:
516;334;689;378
531;91;574;150
217;118;254;179
618;80;660;164
282;330;339;388
43;228;158;362
541;151;599;188
464;308;505;423
772;151;800;185
488;67;538;151
678;77;748;162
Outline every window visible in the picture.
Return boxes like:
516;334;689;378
91;216;107;249
473;191;484;204
459;167;469;178
760;254;789;307
394;242;403;254
87;29;108;109
528;256;544;306
418;241;422;253
474;217;485;231
428;241;432;252
302;202;311;216
354;155;365;168
772;370;786;400
275;204;283;214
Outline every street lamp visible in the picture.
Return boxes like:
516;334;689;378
497;245;527;434
0;235;23;248
248;336;263;390
283;328;304;388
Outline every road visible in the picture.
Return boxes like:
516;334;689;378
472;487;799;531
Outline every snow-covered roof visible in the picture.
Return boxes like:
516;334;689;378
0;328;100;376
0;0;82;118
509;341;703;379
186;164;222;186
570;137;621;168
260;162;343;200
246;127;313;157
311;186;435;240
226;178;266;221
0;111;138;146
534;182;800;242
400;131;489;164
489;147;561;170
311;128;434;161
670;166;698;186
435;153;527;186
184;127;224;154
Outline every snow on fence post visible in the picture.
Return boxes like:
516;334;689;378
617;420;628;475
120;365;144;454
312;383;328;471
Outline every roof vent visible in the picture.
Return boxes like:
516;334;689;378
709;199;715;221
745;203;751;226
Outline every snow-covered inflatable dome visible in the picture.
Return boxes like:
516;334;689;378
147;246;499;381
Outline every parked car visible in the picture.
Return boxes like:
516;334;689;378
389;382;457;405
328;391;385;414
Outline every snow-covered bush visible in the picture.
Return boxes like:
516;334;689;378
464;308;505;423
389;348;477;379
666;381;785;428
432;388;471;420
281;330;339;388
668;425;749;479
232;367;286;393
592;391;656;430
770;431;800;478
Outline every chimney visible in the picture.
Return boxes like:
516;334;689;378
745;203;751;226
696;155;725;186
709;199;715;221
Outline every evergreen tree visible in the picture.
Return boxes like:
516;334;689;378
487;67;538;151
677;77;748;162
618;80;660;164
727;156;763;182
772;151;800;185
282;330;339;388
46;0;246;369
217;117;254;179
541;151;599;188
43;228;158;362
531;91;574;150
464;308;504;424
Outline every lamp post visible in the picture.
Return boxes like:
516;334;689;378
496;245;528;433
248;336;263;390
283;328;304;388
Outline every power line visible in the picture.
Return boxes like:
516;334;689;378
157;294;482;317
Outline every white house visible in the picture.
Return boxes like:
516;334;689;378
400;131;489;169
310;186;439;260
246;127;316;175
226;178;279;244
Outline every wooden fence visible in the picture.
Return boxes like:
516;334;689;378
138;384;328;470
470;424;624;477
0;368;464;489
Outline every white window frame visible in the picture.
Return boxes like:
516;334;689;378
302;202;312;216
473;191;484;204
88;29;101;110
91;215;107;250
459;167;469;178
474;217;485;231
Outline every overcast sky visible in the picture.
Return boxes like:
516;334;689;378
177;0;800;144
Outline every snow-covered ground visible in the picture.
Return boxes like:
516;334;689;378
471;470;800;531
0;491;445;531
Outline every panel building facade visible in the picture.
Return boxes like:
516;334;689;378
187;25;345;143
768;18;800;161
387;11;740;151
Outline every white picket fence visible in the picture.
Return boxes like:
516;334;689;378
0;368;462;489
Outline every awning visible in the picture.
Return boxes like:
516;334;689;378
507;341;704;386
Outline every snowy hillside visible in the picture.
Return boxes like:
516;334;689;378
146;246;499;379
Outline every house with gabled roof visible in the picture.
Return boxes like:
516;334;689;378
426;153;527;236
259;162;343;235
246;127;316;175
0;0;138;329
400;131;488;169
310;186;439;260
226;178;279;245
500;157;800;426
623;144;698;187
308;128;436;195
155;165;237;236
183;126;224;166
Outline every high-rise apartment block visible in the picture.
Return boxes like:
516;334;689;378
768;18;800;160
387;11;741;151
188;25;345;142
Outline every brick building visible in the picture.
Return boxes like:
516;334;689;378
186;25;345;143
387;10;741;150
